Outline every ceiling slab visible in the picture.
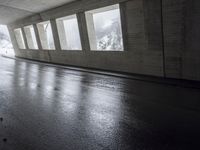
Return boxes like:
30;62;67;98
0;5;33;24
0;0;76;24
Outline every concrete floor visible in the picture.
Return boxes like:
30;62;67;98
0;56;200;150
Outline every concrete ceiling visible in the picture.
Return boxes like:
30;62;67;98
0;0;76;24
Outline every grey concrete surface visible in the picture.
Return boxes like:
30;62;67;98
0;0;76;24
8;0;164;78
0;56;200;150
7;0;200;81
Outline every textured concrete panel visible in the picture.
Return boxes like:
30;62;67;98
183;0;200;81
0;5;33;24
0;0;76;24
9;0;164;77
162;0;186;78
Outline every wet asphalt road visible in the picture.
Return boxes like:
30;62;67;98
0;56;200;150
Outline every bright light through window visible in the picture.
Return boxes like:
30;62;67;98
14;28;26;49
24;25;38;50
0;25;14;56
56;14;82;50
37;21;55;50
85;4;124;51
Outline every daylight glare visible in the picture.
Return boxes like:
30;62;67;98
0;25;14;56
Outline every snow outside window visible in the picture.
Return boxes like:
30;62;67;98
85;4;124;51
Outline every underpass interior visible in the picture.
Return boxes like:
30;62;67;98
0;0;200;149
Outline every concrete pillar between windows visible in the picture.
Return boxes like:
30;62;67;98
77;12;91;51
8;26;20;55
37;24;49;49
33;24;43;50
24;28;34;49
14;30;25;49
57;20;68;50
119;2;128;51
50;19;61;51
21;28;29;49
85;13;97;50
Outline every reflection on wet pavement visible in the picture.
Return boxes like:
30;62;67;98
0;56;200;150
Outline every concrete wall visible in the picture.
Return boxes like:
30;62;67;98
182;0;200;81
7;0;200;81
162;0;200;81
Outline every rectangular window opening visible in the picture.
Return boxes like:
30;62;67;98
56;14;82;50
24;25;38;50
85;4;124;51
14;28;26;49
37;21;55;50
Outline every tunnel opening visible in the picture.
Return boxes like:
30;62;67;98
0;25;14;57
